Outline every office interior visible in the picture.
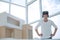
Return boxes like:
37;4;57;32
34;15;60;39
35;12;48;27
0;0;60;40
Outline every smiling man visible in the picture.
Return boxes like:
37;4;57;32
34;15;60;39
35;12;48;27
35;11;58;39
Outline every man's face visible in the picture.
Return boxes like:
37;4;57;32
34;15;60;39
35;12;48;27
43;14;48;19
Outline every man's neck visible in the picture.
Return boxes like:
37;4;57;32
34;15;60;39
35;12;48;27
44;18;48;22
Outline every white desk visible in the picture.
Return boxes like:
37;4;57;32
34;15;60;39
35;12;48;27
0;38;60;40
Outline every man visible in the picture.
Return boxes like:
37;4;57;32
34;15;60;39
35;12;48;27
35;11;58;39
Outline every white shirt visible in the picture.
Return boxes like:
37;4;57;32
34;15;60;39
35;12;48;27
35;19;57;38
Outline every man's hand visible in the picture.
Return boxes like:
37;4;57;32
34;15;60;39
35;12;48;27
50;34;55;37
38;34;43;36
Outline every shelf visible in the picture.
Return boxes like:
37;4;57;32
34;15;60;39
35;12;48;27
0;12;25;29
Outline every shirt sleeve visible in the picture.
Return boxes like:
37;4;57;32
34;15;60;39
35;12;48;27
35;22;41;29
51;21;57;28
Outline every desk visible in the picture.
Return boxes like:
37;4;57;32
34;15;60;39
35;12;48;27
0;38;60;40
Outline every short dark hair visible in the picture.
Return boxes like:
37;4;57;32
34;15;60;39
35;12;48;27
42;11;49;17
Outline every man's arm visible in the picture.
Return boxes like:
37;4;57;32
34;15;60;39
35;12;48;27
51;21;58;37
35;29;43;36
53;27;58;35
51;27;58;37
35;22;43;36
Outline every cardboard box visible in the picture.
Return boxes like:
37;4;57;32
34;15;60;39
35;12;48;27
0;26;22;39
22;24;33;39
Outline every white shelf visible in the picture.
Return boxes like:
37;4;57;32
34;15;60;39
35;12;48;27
0;12;25;29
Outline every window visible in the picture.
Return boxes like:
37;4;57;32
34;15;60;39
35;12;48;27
11;0;25;6
28;0;40;24
11;4;26;23
0;2;9;13
1;0;10;2
42;0;60;16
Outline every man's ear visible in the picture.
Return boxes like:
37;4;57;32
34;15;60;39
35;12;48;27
42;15;44;17
48;15;49;17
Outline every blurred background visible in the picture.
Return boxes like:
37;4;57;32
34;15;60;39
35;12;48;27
0;0;60;39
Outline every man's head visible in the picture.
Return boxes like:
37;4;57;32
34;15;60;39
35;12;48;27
42;11;49;19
